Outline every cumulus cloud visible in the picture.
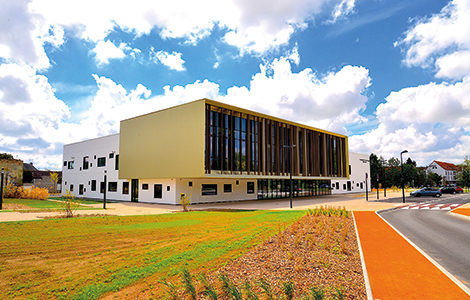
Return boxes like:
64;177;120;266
396;0;470;80
91;40;128;65
350;76;470;165
220;57;370;134
150;48;186;71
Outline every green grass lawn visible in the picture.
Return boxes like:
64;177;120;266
1;198;101;211
49;196;108;205
0;210;304;299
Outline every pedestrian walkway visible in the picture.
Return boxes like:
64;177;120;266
452;202;470;217
401;203;464;210
354;211;470;299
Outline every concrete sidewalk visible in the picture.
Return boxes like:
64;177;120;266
0;191;410;222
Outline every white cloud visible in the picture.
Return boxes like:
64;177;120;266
92;40;127;65
219;56;370;134
396;0;470;80
350;76;470;165
330;0;356;23
150;48;186;71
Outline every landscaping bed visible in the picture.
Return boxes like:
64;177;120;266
148;208;366;299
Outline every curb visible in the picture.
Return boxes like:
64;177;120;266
352;212;373;300
375;211;470;296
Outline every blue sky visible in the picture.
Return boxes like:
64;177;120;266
1;0;469;169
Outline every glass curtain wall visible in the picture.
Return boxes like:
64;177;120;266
257;179;331;199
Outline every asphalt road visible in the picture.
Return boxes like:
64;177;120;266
379;193;470;289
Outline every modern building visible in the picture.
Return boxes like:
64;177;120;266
331;152;371;194
62;99;350;204
426;160;458;185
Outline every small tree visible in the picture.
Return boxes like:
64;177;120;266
59;190;81;217
49;172;59;193
178;193;192;212
428;172;442;187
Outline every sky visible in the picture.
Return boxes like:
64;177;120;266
1;0;470;170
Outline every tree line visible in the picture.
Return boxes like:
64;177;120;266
369;154;470;189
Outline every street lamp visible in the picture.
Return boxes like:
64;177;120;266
0;168;4;210
103;170;107;209
283;144;296;209
400;150;408;203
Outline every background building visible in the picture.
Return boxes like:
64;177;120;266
331;152;371;194
63;99;350;204
426;160;458;186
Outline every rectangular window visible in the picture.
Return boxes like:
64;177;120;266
83;156;89;170
189;181;192;187
108;182;117;192
202;184;217;196
343;184;346;190
247;182;255;194
115;154;119;170
100;182;105;193
70;184;74;192
142;183;149;190
67;161;74;169
166;186;170;191
109;153;114;158
349;165;351;175
154;184;162;198
91;180;97;191
79;184;84;195
336;182;339;189
122;182;129;194
97;157;106;167
360;182;363;189
63;161;67;167
224;184;232;193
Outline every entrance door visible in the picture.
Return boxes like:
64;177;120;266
131;179;139;202
347;181;351;191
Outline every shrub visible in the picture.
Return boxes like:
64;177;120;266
181;268;196;300
178;193;192;212
283;280;294;300
3;183;49;200
59;190;81;218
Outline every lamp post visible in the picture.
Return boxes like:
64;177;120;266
365;172;368;201
0;168;4;210
103;170;107;209
284;144;296;209
376;174;379;200
400;150;408;203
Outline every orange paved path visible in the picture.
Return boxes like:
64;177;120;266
453;208;470;217
354;211;470;300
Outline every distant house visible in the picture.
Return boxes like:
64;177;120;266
31;170;62;192
426;160;458;185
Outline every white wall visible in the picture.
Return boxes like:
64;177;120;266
426;161;456;184
137;179;176;204
331;152;371;194
62;134;130;201
176;178;258;204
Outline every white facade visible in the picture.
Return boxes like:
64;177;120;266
62;134;258;204
426;161;457;185
331;152;371;194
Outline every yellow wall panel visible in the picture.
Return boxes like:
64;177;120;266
119;100;206;179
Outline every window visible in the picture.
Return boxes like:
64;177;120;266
109;153;114;158
142;183;149;190
100;182;105;193
70;184;74;191
154;184;162;198
122;182;129;194
224;184;232;193
349;165;351;174
115;154;119;170
79;184;84;195
236;180;239;185
67;161;74;169
336;182;339;189
63;161;67;167
202;184;217;196
247;182;255;194
91;180;97;191
83;156;89;170
97;157;106;167
360;182;363;189
343;184;346;190
189;181;192;187
108;182;117;192
167;186;170;191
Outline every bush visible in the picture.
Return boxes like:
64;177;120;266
59;190;81;218
3;183;49;200
178;193;192;212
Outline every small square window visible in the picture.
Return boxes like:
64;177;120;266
109;153;114;158
189;181;192;187
97;157;106;167
224;184;232;193
108;182;117;192
167;186;170;191
142;184;149;190
63;161;67;167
